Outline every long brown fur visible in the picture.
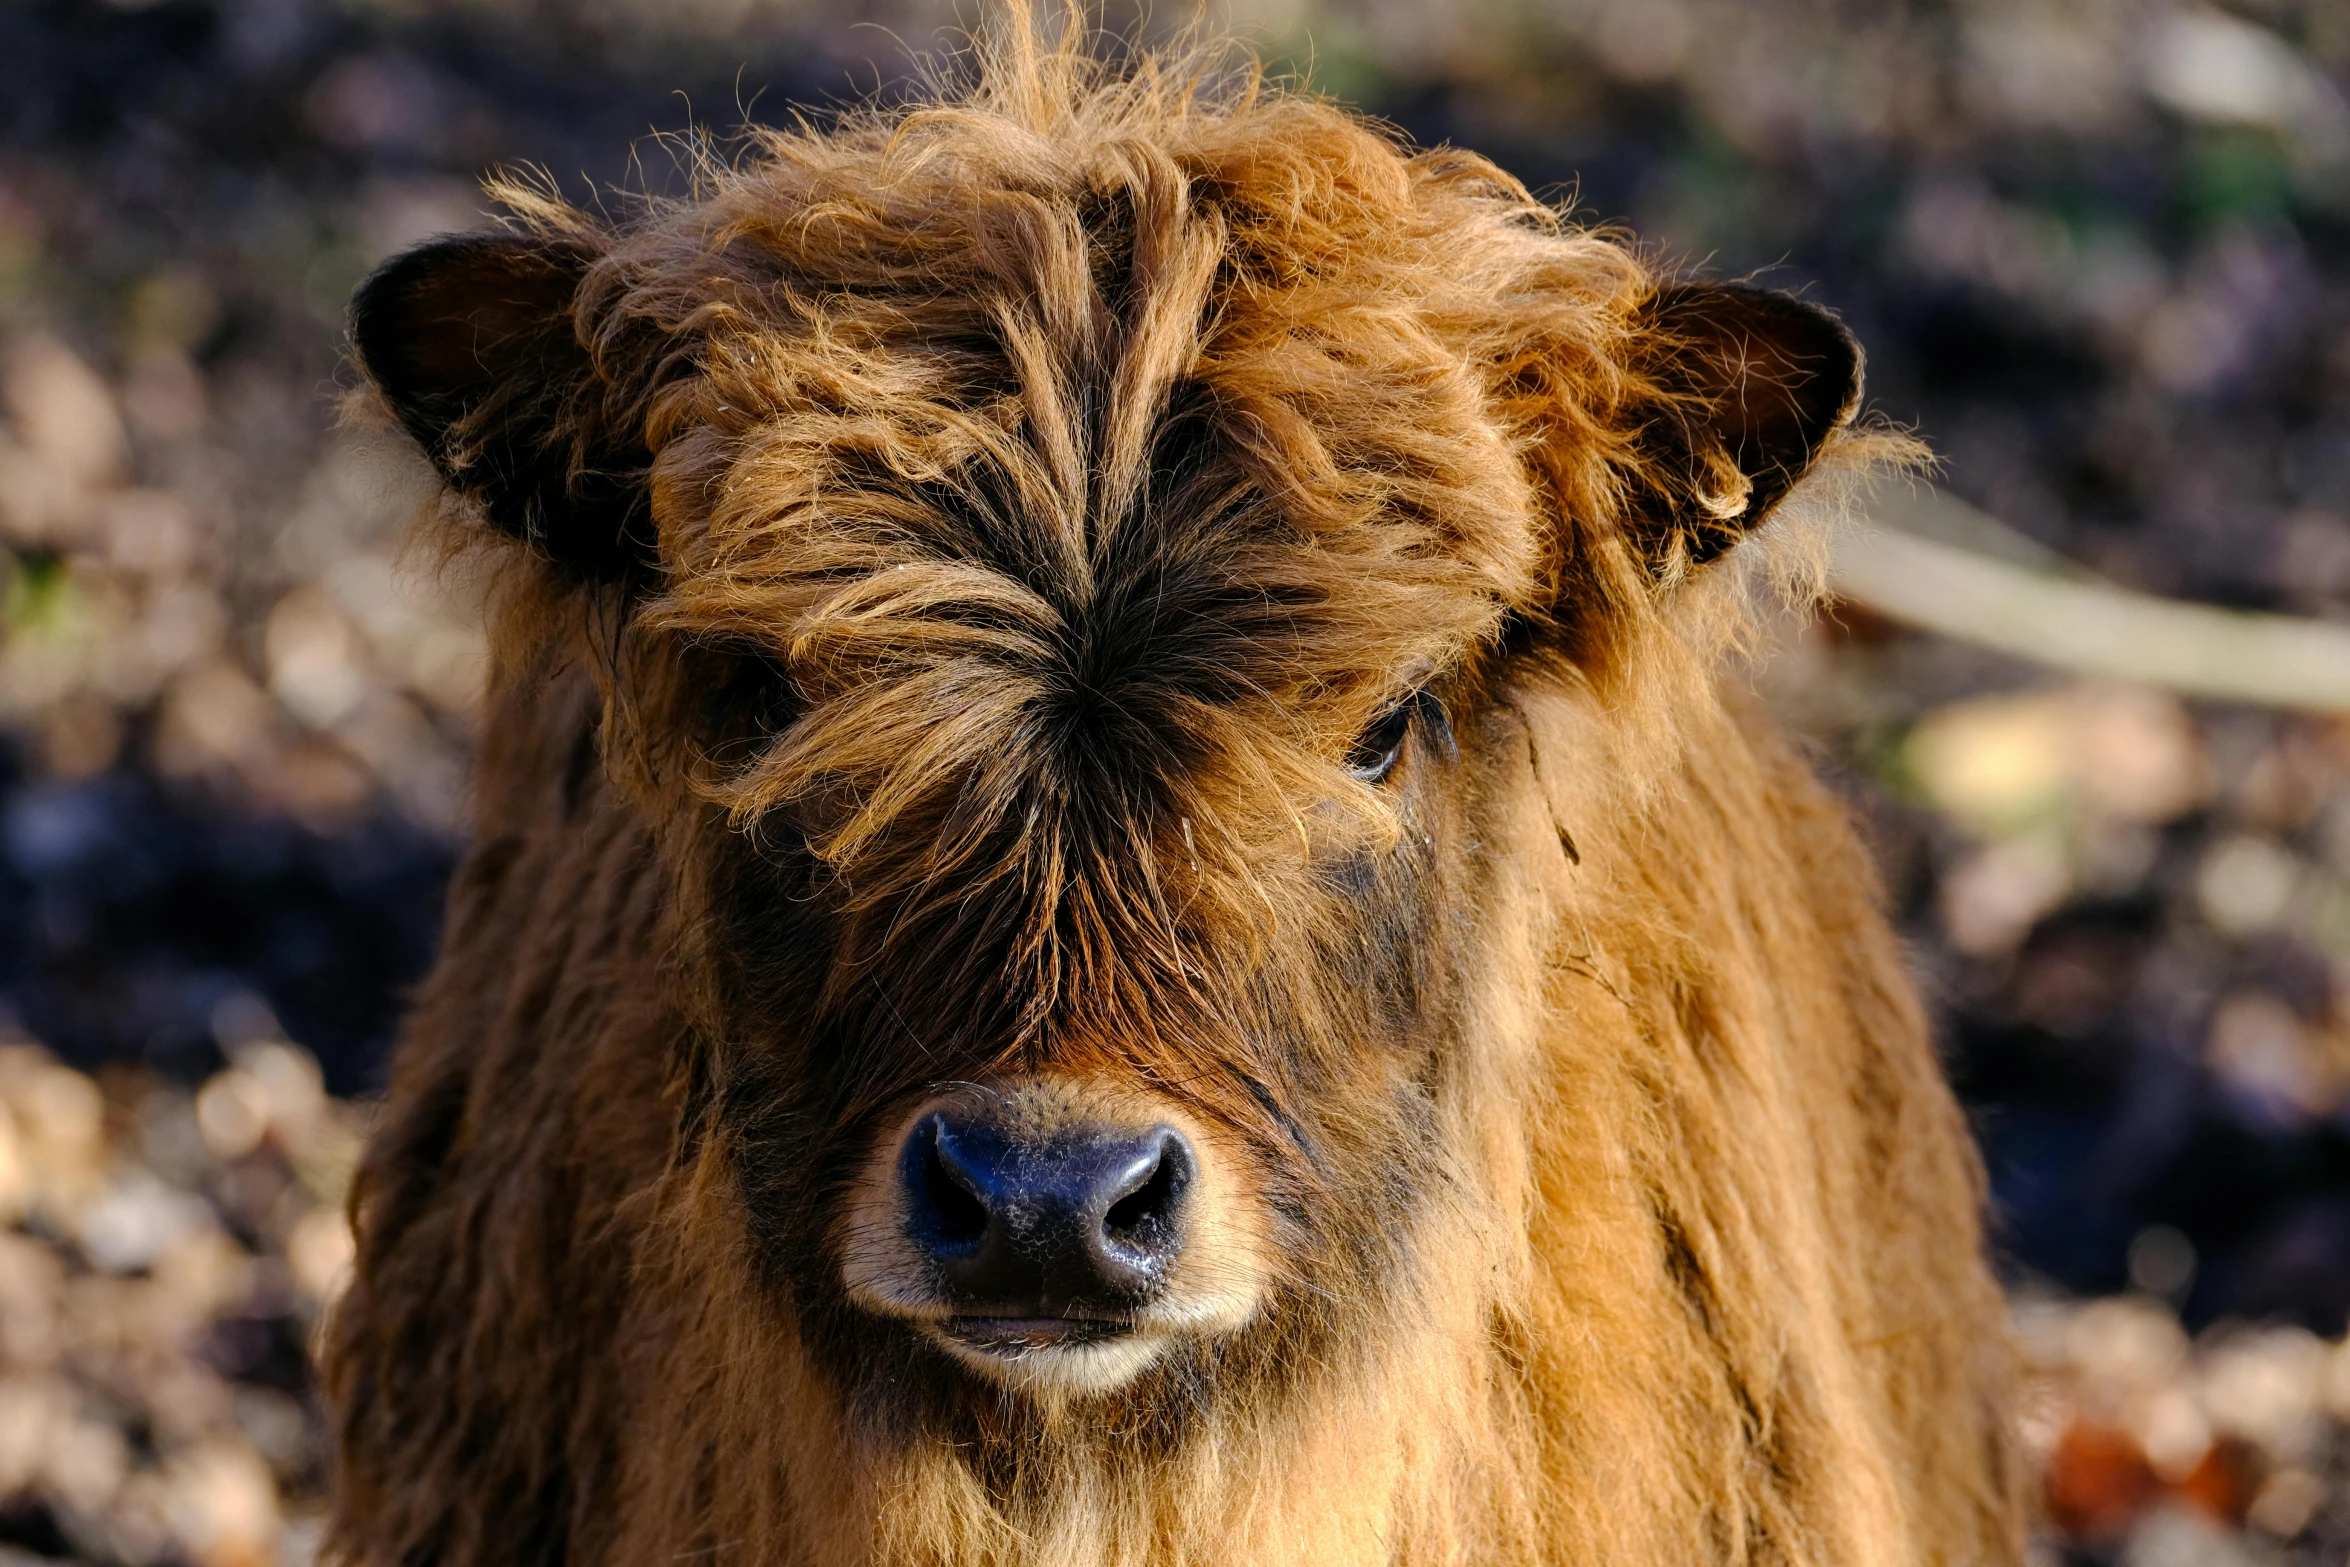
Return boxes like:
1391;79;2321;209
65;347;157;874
324;14;2023;1564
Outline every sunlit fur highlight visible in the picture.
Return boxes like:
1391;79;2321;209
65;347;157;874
324;14;2023;1567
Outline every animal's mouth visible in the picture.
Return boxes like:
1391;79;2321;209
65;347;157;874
933;1314;1138;1356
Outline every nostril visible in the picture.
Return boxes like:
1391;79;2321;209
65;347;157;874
1101;1161;1166;1240
906;1115;991;1254
923;1142;989;1249
1101;1130;1191;1257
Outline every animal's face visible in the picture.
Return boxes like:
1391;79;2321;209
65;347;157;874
350;103;1859;1414
631;303;1519;1402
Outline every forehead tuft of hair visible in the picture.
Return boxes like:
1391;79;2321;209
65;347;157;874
458;9;1800;1014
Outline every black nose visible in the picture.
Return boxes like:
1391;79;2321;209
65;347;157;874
899;1110;1194;1316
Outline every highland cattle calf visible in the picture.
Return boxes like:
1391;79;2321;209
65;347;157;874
327;25;2023;1567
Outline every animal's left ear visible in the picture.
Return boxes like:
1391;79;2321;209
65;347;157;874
1626;282;1862;568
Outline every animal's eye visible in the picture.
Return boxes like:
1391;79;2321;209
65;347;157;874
701;647;798;752
1344;694;1420;784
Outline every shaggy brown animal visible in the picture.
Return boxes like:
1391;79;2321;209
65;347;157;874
326;16;2023;1565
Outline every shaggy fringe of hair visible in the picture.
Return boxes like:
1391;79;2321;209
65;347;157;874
460;9;1908;956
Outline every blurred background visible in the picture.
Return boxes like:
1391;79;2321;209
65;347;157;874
2;0;2348;1561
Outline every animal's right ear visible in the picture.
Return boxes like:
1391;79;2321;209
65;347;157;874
351;233;651;579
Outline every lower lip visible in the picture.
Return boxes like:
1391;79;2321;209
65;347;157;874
938;1316;1135;1353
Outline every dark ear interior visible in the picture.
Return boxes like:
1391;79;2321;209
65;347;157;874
351;233;650;578
1630;282;1862;567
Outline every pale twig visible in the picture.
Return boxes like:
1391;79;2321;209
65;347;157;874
1833;486;2350;713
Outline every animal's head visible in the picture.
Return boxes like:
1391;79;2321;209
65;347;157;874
351;41;1862;1427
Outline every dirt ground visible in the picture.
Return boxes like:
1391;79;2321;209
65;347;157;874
3;1;2348;1561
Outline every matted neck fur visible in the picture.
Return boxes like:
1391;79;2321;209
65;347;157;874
325;17;2024;1566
